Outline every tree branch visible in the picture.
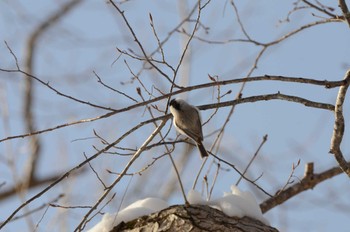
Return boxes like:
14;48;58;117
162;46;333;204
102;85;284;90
0;91;334;144
0;116;159;229
74;119;167;231
260;162;348;213
339;0;350;27
109;0;176;86
329;69;350;177
23;0;83;187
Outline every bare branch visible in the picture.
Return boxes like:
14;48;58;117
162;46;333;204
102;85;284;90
230;0;253;41
236;134;268;186
276;159;301;195
0;112;119;143
0;194;64;225
93;71;138;103
108;0;176;86
339;0;350;27
149;13;167;65
208;163;220;200
329;69;350;177
173;1;201;79
0;116;159;229
302;0;336;17
210;153;272;197
23;0;83;187
0;74;339;144
0;173;79;202
180;19;341;46
83;153;107;189
19;69;114;111
260;162;349;213
138;92;188;204
199;93;335;112
107;153;168;176
85;193;117;226
74;119;167;231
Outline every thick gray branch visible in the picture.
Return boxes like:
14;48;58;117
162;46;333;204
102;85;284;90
329;70;350;177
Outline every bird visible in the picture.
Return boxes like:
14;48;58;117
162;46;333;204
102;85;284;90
169;98;208;158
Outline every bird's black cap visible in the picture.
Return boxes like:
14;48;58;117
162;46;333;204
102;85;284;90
169;99;180;110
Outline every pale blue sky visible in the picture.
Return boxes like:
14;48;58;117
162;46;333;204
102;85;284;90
1;0;350;231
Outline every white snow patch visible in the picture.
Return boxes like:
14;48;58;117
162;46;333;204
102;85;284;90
88;185;269;231
187;189;206;204
88;198;169;232
211;186;269;225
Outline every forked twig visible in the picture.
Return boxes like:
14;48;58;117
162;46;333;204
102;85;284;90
260;162;349;213
209;153;272;197
236;134;268;186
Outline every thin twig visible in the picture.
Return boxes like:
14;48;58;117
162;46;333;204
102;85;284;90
111;176;133;227
138;91;188;204
302;0;336;17
210;153;272;197
173;0;201;78
93;71;138;103
230;0;253;41
0;117;161;229
192;156;209;190
3;45;113;112
276;159;301;195
84;193;116;227
107;153;169;176
0;173;79;202
180;19;341;46
109;0;176;86
0;194;64;224
74;119;167;231
208;163;220;200
149;13;166;65
236;134;268;186
34;205;49;231
49;204;92;209
83;153;107;189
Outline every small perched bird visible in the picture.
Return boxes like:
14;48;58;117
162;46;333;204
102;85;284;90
169;98;208;158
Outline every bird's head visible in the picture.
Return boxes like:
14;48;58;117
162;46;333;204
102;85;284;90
169;98;183;110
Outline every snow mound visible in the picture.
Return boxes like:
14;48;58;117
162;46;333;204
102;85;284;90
88;198;169;232
88;185;269;231
211;186;269;225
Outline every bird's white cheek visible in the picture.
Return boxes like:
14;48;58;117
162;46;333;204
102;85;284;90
170;107;181;121
169;107;177;117
170;108;186;136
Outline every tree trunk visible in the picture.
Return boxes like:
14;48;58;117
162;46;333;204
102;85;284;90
111;204;278;232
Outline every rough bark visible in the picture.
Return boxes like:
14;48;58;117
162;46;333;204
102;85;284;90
110;204;278;232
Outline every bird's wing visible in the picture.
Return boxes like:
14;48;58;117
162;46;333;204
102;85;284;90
175;121;201;143
175;107;203;142
194;108;203;140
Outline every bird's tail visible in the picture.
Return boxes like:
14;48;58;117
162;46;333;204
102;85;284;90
197;141;208;158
